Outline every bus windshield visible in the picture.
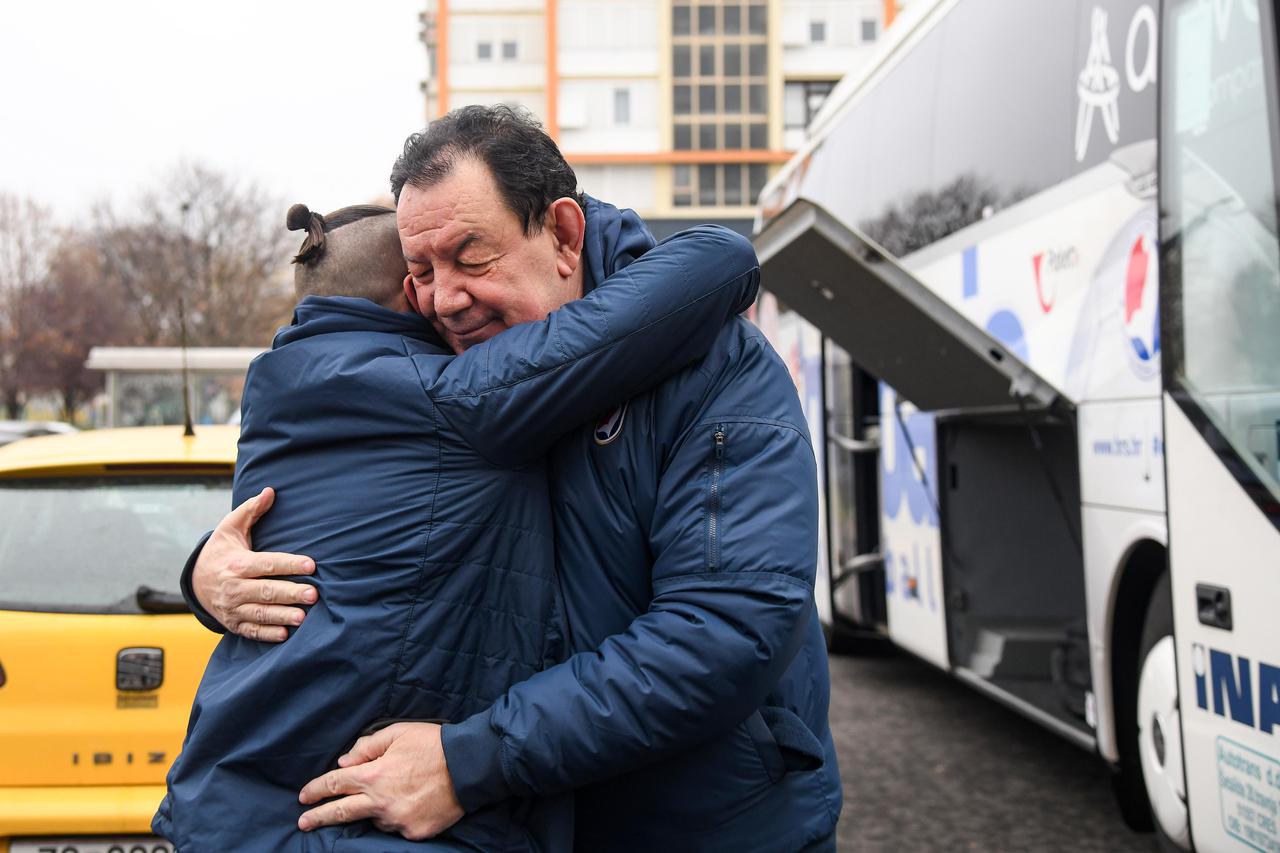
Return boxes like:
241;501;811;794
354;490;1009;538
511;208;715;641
1165;0;1280;499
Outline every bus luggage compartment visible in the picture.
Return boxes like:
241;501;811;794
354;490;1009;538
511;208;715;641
936;411;1092;741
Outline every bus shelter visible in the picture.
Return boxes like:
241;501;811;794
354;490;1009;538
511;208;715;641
85;347;263;428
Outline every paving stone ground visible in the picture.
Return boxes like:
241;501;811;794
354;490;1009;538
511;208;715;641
828;648;1159;852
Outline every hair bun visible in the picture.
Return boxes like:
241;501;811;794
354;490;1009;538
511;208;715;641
287;203;316;231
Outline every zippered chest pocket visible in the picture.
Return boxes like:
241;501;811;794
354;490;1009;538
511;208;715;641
705;423;726;570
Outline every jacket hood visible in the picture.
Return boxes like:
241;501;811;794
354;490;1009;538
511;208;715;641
581;195;657;296
274;295;447;350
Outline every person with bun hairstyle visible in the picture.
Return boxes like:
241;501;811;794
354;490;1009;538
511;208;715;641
153;197;761;851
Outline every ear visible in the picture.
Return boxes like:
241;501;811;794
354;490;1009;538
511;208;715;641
402;273;423;315
547;197;586;279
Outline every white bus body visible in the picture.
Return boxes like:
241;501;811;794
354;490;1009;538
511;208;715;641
752;1;1280;849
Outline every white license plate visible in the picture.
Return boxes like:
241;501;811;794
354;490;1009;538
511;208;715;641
10;839;172;853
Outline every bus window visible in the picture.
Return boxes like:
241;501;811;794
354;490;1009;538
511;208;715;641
1164;0;1280;500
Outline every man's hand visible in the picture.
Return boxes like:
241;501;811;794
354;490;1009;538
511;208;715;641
193;486;316;642
297;722;465;840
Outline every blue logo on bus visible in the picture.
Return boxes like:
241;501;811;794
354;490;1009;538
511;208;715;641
1192;643;1280;735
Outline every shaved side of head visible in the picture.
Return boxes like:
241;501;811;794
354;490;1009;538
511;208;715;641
287;204;408;310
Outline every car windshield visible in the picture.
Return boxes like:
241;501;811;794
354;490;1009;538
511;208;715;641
0;476;231;613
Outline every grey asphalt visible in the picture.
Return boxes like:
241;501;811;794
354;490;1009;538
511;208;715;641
828;647;1158;852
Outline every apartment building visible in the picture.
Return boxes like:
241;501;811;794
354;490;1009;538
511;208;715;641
419;0;902;236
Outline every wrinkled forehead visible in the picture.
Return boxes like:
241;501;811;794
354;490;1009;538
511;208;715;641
396;158;518;246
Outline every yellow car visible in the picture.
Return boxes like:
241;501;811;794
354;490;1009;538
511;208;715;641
0;426;235;853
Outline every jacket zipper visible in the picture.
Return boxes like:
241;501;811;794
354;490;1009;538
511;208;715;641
707;425;725;570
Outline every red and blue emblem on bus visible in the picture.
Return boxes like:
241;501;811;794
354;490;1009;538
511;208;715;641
1123;229;1160;379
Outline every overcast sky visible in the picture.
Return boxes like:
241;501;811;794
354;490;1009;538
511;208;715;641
0;1;426;221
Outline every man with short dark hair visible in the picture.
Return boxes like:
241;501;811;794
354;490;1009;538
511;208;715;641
184;105;841;851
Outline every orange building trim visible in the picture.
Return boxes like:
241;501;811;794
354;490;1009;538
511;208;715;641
883;0;898;30
566;151;793;165
545;0;559;140
437;0;451;117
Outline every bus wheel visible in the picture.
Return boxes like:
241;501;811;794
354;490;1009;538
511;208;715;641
1134;573;1191;850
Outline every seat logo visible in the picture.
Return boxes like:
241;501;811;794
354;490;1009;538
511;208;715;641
117;647;164;691
594;401;628;446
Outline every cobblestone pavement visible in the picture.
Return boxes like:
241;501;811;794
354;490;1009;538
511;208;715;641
828;648;1159;852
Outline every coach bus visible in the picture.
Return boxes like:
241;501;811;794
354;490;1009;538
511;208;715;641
752;0;1280;849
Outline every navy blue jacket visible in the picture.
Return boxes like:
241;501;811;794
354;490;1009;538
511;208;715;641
156;219;760;852
439;200;843;850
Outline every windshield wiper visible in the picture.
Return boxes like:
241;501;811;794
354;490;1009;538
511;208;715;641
135;585;190;613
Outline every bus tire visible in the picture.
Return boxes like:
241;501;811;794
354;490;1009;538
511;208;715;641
1115;571;1190;850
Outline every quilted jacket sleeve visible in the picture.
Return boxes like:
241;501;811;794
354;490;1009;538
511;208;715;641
441;332;819;807
420;225;758;468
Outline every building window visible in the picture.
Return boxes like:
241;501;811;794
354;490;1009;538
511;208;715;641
673;5;691;35
477;41;493;60
698;84;717;113
810;20;826;43
501;41;518;60
749;164;769;201
671;2;767;144
670;0;769;206
671;162;770;208
698;165;718;205
723;43;742;76
723;163;743;205
674;85;692;115
784;80;837;130
614;88;631;125
784;83;806;129
698;4;716;35
674;45;692;76
699;44;716;76
673;164;693;206
723;84;742;113
723;4;740;34
861;19;878;43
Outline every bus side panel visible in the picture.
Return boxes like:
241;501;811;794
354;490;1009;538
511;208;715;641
1165;399;1280;853
1078;398;1167;763
880;385;949;670
1079;505;1166;764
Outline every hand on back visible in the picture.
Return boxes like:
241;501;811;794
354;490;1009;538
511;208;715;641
192;486;317;642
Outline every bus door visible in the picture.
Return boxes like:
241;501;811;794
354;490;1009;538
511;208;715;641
755;201;1065;671
1162;1;1280;850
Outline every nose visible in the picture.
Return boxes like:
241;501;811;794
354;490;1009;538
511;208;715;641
432;272;473;318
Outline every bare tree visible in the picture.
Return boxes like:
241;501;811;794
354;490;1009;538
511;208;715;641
95;163;294;348
0;193;54;417
22;234;131;419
